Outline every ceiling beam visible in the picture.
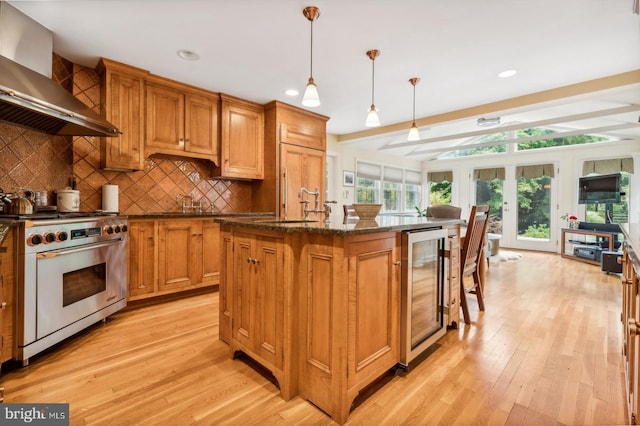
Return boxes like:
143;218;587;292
379;104;640;151
404;123;639;156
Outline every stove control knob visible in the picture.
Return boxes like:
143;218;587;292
43;232;56;244
104;225;114;234
27;234;43;246
57;231;68;242
114;225;121;233
121;224;128;233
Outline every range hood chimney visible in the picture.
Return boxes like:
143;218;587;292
0;2;118;137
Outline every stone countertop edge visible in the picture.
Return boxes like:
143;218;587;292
214;216;465;236
126;212;275;219
621;223;640;271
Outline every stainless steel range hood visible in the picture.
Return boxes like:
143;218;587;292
0;2;119;137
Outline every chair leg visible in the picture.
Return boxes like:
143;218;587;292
459;278;471;324
472;270;485;311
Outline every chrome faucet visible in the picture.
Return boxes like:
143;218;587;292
176;193;202;213
298;187;336;222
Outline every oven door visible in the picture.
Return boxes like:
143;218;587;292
35;239;126;339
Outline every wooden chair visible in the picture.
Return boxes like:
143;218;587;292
426;205;462;219
343;204;358;224
460;205;490;324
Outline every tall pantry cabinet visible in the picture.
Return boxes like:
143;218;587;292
252;101;329;219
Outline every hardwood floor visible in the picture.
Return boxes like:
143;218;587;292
0;251;627;425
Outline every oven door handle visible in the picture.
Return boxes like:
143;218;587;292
36;239;124;258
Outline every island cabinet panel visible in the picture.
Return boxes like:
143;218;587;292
97;59;147;171
127;220;157;299
0;228;15;364
215;94;264;179
219;227;233;343
280;144;325;219
298;232;400;425
228;229;294;399
128;218;219;302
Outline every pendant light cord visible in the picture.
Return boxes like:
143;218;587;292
309;20;314;79
412;83;416;123
371;58;375;105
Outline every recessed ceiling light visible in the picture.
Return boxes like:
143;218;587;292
176;49;200;61
285;89;299;96
498;69;517;78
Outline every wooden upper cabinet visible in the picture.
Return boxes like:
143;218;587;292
216;94;264;179
145;77;219;163
96;58;146;171
280;122;325;151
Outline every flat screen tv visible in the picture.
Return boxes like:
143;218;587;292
578;173;621;204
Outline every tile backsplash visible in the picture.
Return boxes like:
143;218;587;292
0;54;253;214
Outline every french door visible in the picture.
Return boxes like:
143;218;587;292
474;165;558;252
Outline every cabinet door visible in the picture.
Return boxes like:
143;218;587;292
128;220;156;299
185;94;219;157
232;235;254;348
101;70;144;171
146;83;185;151
253;235;283;367
219;227;233;343
158;220;196;291
280;122;325;150
0;229;14;363
280;144;325;218
200;220;220;286
220;98;264;179
347;236;400;388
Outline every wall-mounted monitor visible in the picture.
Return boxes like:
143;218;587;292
578;173;621;204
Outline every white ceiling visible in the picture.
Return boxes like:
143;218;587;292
8;0;640;160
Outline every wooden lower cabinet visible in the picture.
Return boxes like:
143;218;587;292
622;242;640;424
128;218;219;301
220;226;400;423
298;232;400;424
227;228;294;398
0;228;14;364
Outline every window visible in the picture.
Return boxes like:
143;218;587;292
427;171;452;206
405;170;422;211
356;162;381;204
440;132;507;158
383;167;403;212
356;161;423;212
516;128;610;151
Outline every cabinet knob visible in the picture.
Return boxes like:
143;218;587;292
0;302;6;310
393;261;401;266
629;318;640;336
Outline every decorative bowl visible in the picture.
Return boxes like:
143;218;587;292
352;203;382;220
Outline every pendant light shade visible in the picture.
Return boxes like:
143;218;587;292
302;6;320;107
365;50;380;127
408;77;420;141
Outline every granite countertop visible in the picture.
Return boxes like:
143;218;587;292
621;223;640;271
215;215;465;236
127;211;274;219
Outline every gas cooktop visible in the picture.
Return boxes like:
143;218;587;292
0;211;120;220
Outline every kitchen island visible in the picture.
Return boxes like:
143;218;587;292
216;215;463;424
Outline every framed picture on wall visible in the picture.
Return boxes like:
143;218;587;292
343;170;354;187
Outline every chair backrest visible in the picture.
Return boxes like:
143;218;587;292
426;205;462;219
461;205;490;274
343;204;357;217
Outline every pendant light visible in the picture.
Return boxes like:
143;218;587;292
407;77;420;141
365;49;380;127
302;6;320;107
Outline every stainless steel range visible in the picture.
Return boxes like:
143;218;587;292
15;214;128;364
